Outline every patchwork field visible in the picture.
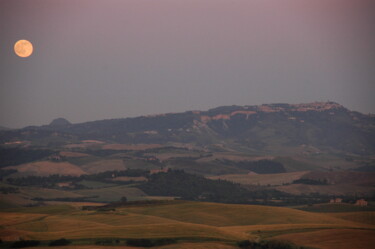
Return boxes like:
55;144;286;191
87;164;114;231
79;159;127;174
5;161;86;176
73;185;147;202
0;201;374;248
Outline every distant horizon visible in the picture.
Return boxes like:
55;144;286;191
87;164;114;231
3;100;372;129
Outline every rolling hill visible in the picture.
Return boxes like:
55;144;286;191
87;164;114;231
0;201;373;248
0;101;374;225
1;102;374;156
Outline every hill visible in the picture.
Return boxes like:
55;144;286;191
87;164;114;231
0;201;373;248
0;125;12;131
0;101;374;205
1;102;374;155
5;161;86;176
122;201;351;227
49;118;72;127
274;228;375;249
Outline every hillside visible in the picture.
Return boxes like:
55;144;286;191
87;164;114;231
0;101;374;208
1;102;374;155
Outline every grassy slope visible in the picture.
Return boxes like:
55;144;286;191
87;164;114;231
5;161;86;176
79;159;126;173
274;229;375;249
20;187;84;199
78;180;116;189
0;186;82;208
0;187;86;209
0;205;247;242
0;201;374;249
326;212;375;225
122;201;360;227
0;194;37;208
272;156;323;172
73;185;147;202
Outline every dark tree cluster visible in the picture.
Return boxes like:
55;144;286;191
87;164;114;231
216;159;286;174
0;169;17;180
292;178;328;185
0;148;54;168
11;240;40;248
353;164;375;172
138;170;331;206
140;170;259;203
6;169;149;188
126;238;177;247
237;239;307;249
49;238;71;246
7;174;80;188
0;186;19;194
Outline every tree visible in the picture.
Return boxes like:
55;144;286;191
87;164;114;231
120;196;127;202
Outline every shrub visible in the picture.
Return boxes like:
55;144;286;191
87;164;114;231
11;240;40;248
237;239;305;249
49;238;71;246
126;238;177;247
95;239;114;245
237;240;251;248
127;239;154;247
121;196;128;202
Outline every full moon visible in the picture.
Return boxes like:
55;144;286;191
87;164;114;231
14;40;33;58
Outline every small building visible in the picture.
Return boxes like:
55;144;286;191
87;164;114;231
330;198;342;204
355;199;368;206
150;167;169;174
56;182;73;188
48;154;67;162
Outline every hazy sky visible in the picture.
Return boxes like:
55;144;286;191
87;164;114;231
0;0;374;128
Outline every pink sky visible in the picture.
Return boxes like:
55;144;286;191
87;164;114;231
0;0;374;127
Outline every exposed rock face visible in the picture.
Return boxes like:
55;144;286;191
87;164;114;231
200;102;344;121
49;118;71;127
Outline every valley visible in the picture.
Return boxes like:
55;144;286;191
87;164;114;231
0;102;374;248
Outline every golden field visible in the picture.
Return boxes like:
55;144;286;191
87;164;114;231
0;201;374;248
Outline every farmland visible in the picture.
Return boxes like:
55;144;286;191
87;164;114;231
0;102;374;248
0;201;374;248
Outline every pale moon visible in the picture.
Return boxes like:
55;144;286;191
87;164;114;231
14;40;33;58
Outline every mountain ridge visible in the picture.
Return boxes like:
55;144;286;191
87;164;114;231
1;101;374;155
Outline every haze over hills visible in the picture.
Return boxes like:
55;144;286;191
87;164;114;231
1;101;374;155
0;125;12;131
1;102;375;249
